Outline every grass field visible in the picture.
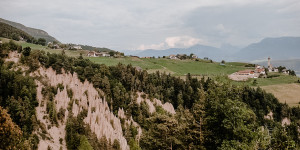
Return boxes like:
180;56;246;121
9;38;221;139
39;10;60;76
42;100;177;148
261;83;300;107
214;73;300;86
88;57;248;76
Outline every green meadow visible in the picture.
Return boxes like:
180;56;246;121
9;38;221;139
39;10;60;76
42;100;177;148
88;57;248;76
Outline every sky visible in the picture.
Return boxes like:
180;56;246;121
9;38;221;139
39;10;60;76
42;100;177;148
0;0;300;51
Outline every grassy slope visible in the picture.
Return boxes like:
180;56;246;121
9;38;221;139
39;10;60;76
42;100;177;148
88;57;248;76
261;83;300;107
3;38;299;106
215;73;299;87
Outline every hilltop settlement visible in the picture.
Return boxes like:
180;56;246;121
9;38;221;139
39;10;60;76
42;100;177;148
229;57;290;81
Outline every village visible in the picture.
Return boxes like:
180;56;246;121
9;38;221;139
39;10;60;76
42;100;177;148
229;57;290;81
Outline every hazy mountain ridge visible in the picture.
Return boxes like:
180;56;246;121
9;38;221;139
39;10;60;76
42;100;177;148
0;18;58;43
235;37;300;61
125;37;300;62
126;44;228;61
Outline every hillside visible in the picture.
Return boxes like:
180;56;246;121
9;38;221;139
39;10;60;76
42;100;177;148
125;44;228;61
88;57;248;76
0;22;34;41
234;37;300;61
0;18;58;43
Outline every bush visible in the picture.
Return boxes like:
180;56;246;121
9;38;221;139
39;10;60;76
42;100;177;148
22;47;31;56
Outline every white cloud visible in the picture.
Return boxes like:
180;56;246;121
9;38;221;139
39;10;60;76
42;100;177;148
137;36;206;50
138;43;165;50
0;0;299;50
165;36;206;48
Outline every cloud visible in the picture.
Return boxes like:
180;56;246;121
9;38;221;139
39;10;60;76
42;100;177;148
0;0;299;50
165;36;206;48
137;36;206;50
138;43;165;50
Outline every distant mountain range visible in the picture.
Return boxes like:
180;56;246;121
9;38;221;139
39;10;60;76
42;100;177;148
0;18;58;43
124;37;300;62
234;37;300;61
125;45;232;61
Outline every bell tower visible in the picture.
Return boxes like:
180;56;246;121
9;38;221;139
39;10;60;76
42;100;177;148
268;56;272;69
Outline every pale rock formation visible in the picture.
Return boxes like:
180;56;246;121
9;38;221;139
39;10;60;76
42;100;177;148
5;51;20;63
136;92;176;114
33;67;129;150
264;111;273;120
281;117;291;127
35;81;67;150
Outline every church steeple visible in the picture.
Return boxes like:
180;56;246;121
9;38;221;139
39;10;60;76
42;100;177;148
268;56;272;69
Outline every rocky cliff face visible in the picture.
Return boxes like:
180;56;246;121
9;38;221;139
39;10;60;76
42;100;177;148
5;51;176;150
31;67;176;150
33;67;129;150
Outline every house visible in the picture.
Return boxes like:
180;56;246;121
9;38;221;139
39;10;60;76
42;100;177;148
269;68;279;72
255;68;266;75
87;51;97;57
282;69;289;74
72;45;82;50
191;54;197;59
237;70;255;75
53;44;60;49
169;54;177;59
102;53;110;57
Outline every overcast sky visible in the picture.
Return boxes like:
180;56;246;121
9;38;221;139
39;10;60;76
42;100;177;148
1;0;299;50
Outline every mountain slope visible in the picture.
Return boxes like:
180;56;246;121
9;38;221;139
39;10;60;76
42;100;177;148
0;22;34;41
235;37;300;61
0;18;58;43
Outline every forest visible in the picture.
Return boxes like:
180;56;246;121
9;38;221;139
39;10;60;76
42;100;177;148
1;41;300;149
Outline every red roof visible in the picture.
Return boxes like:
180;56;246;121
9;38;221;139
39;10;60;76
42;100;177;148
238;70;254;74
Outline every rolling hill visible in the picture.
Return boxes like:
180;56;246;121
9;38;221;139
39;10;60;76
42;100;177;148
0;18;58;43
125;44;228;61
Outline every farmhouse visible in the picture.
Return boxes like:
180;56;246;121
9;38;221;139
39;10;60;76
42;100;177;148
87;51;111;57
72;45;82;50
87;51;96;57
191;54;197;59
229;69;260;81
99;52;110;57
237;70;255;75
255;68;266;75
282;69;289;74
169;54;177;59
